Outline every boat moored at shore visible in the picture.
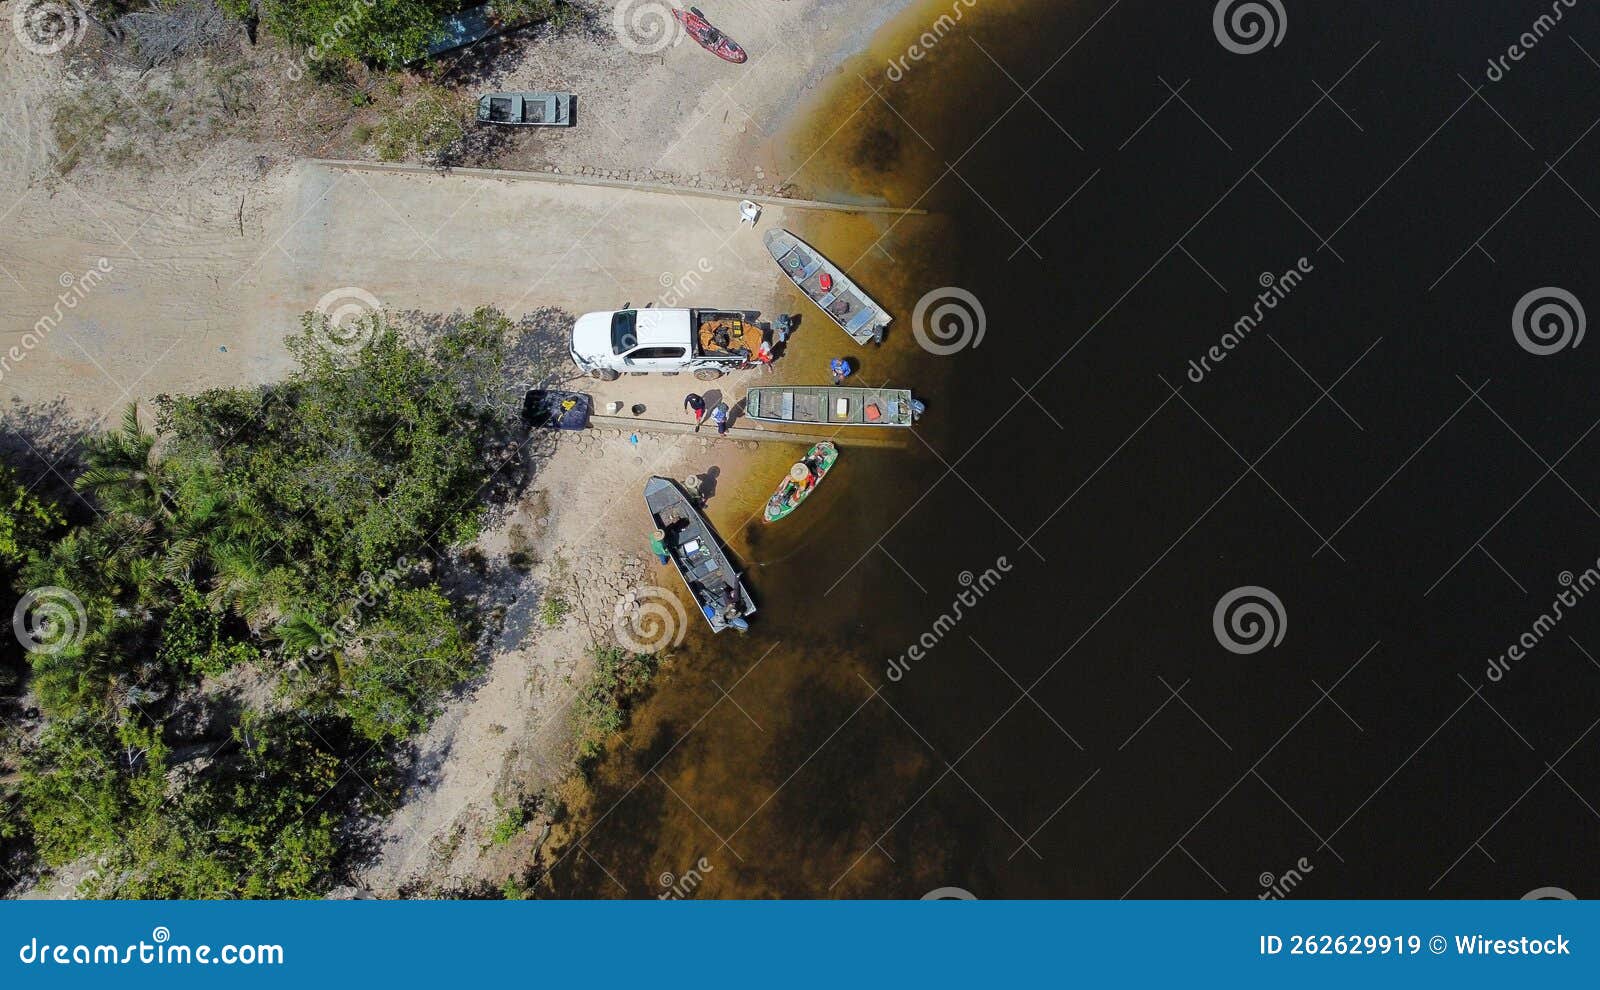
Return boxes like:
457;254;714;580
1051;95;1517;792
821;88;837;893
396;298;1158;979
765;228;891;345
644;477;755;632
745;386;921;428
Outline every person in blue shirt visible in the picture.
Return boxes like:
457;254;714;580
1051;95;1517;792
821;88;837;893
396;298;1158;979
710;402;730;436
830;357;851;385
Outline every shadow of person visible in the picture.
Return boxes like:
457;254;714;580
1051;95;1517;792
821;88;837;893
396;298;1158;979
702;465;720;501
703;388;723;410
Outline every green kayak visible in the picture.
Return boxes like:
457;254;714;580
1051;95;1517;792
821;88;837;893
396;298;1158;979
764;442;839;522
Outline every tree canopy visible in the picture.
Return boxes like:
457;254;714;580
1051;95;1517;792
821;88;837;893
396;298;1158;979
4;308;519;896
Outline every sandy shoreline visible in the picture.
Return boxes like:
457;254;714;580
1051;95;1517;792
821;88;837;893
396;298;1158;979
2;0;927;897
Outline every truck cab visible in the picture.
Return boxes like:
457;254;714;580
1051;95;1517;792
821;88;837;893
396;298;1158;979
570;308;762;381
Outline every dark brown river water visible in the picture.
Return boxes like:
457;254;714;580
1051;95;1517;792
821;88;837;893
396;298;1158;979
545;0;1600;899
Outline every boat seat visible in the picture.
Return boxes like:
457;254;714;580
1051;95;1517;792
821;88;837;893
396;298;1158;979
778;391;795;421
688;557;721;582
844;306;876;332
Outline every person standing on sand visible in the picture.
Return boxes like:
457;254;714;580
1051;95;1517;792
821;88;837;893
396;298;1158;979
830;357;851;385
684;392;706;431
710;402;730;436
649;528;669;565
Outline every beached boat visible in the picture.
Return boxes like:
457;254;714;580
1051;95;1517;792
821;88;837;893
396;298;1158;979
744;386;919;428
764;229;891;345
644;477;755;632
419;4;510;60
674;6;747;63
477;91;572;127
764;443;838;522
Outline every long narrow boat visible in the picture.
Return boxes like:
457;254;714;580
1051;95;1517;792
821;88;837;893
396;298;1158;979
744;385;919;428
765;443;839;522
765;228;891;345
644;477;754;633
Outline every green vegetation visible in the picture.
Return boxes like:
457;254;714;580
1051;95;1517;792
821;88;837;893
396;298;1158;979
538;594;570;628
218;0;577;69
0;465;65;574
3;307;522;896
572;647;658;760
501;875;531;899
488;795;527;846
492;0;578;29
49;83;117;175
221;0;454;67
375;85;472;162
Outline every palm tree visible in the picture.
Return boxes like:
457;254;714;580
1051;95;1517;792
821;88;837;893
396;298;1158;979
75;404;168;522
272;612;344;689
206;539;278;631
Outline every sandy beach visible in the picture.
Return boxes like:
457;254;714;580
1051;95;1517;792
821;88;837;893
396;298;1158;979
0;0;924;896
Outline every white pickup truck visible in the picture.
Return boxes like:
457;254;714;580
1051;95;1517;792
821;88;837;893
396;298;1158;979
569;308;764;381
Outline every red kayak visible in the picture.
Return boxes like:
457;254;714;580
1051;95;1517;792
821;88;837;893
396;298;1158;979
673;6;747;63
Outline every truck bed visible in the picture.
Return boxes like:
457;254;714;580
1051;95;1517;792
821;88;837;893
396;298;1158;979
696;312;762;359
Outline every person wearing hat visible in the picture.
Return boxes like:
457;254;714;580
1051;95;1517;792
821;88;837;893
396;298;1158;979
649;528;669;565
830;357;851;385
